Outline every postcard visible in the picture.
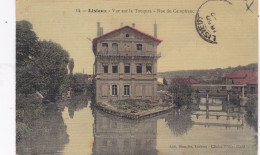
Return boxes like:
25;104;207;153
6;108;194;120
15;0;258;154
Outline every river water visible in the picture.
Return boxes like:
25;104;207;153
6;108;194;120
17;95;257;155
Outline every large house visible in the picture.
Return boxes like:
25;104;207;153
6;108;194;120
223;70;258;94
92;23;162;103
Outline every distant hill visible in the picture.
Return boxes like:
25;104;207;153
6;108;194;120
158;63;258;84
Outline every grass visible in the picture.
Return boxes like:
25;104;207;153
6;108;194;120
110;99;160;113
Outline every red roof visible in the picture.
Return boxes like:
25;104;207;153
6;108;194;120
92;25;162;43
224;70;256;78
171;78;200;85
224;70;258;85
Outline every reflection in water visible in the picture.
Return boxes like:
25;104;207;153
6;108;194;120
16;96;257;154
16;104;69;154
66;95;89;118
92;108;158;155
165;109;193;136
192;97;244;129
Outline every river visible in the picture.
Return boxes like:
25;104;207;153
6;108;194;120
17;95;257;155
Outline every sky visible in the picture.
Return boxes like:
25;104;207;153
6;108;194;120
16;0;258;74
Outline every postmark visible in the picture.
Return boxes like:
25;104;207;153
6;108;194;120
195;0;232;44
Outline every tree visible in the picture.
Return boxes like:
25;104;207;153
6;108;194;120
16;20;70;101
16;20;40;94
68;58;74;75
64;73;86;94
35;41;69;101
168;84;193;108
16;20;39;67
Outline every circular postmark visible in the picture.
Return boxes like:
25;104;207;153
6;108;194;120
195;0;232;44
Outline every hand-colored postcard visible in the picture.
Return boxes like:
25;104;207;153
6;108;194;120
16;0;258;154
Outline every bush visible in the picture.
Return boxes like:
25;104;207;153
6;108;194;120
168;84;193;108
16;94;47;142
110;99;159;113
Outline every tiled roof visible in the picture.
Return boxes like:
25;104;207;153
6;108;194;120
171;78;200;85
223;70;257;78
92;25;162;43
224;70;258;84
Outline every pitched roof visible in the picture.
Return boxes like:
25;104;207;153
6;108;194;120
223;70;257;78
171;78;200;85
92;25;162;43
224;70;258;85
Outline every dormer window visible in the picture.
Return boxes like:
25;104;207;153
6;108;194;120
126;34;129;38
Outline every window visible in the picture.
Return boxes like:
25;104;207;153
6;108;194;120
250;87;255;93
112;85;118;95
112;65;118;73
102;43;108;54
124;85;130;95
124;64;130;73
103;64;108;73
137;44;142;51
112;43;118;53
136;64;142;73
126;34;129;37
146;64;152;74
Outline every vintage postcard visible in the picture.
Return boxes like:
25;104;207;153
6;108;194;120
16;0;258;154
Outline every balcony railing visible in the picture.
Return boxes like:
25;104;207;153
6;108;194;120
96;73;157;80
96;50;161;57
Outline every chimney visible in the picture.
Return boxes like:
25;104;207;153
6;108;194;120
100;27;103;35
97;22;100;36
132;23;135;27
154;21;157;38
120;22;123;27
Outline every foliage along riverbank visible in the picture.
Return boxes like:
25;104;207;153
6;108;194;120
16;20;69;142
16;20;93;142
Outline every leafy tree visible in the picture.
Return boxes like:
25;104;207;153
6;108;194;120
35;41;69;101
168;84;193;108
16;20;70;101
68;58;74;75
16;21;41;94
69;73;86;94
16;20;39;66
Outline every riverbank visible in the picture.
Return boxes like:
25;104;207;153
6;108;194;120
94;100;175;120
